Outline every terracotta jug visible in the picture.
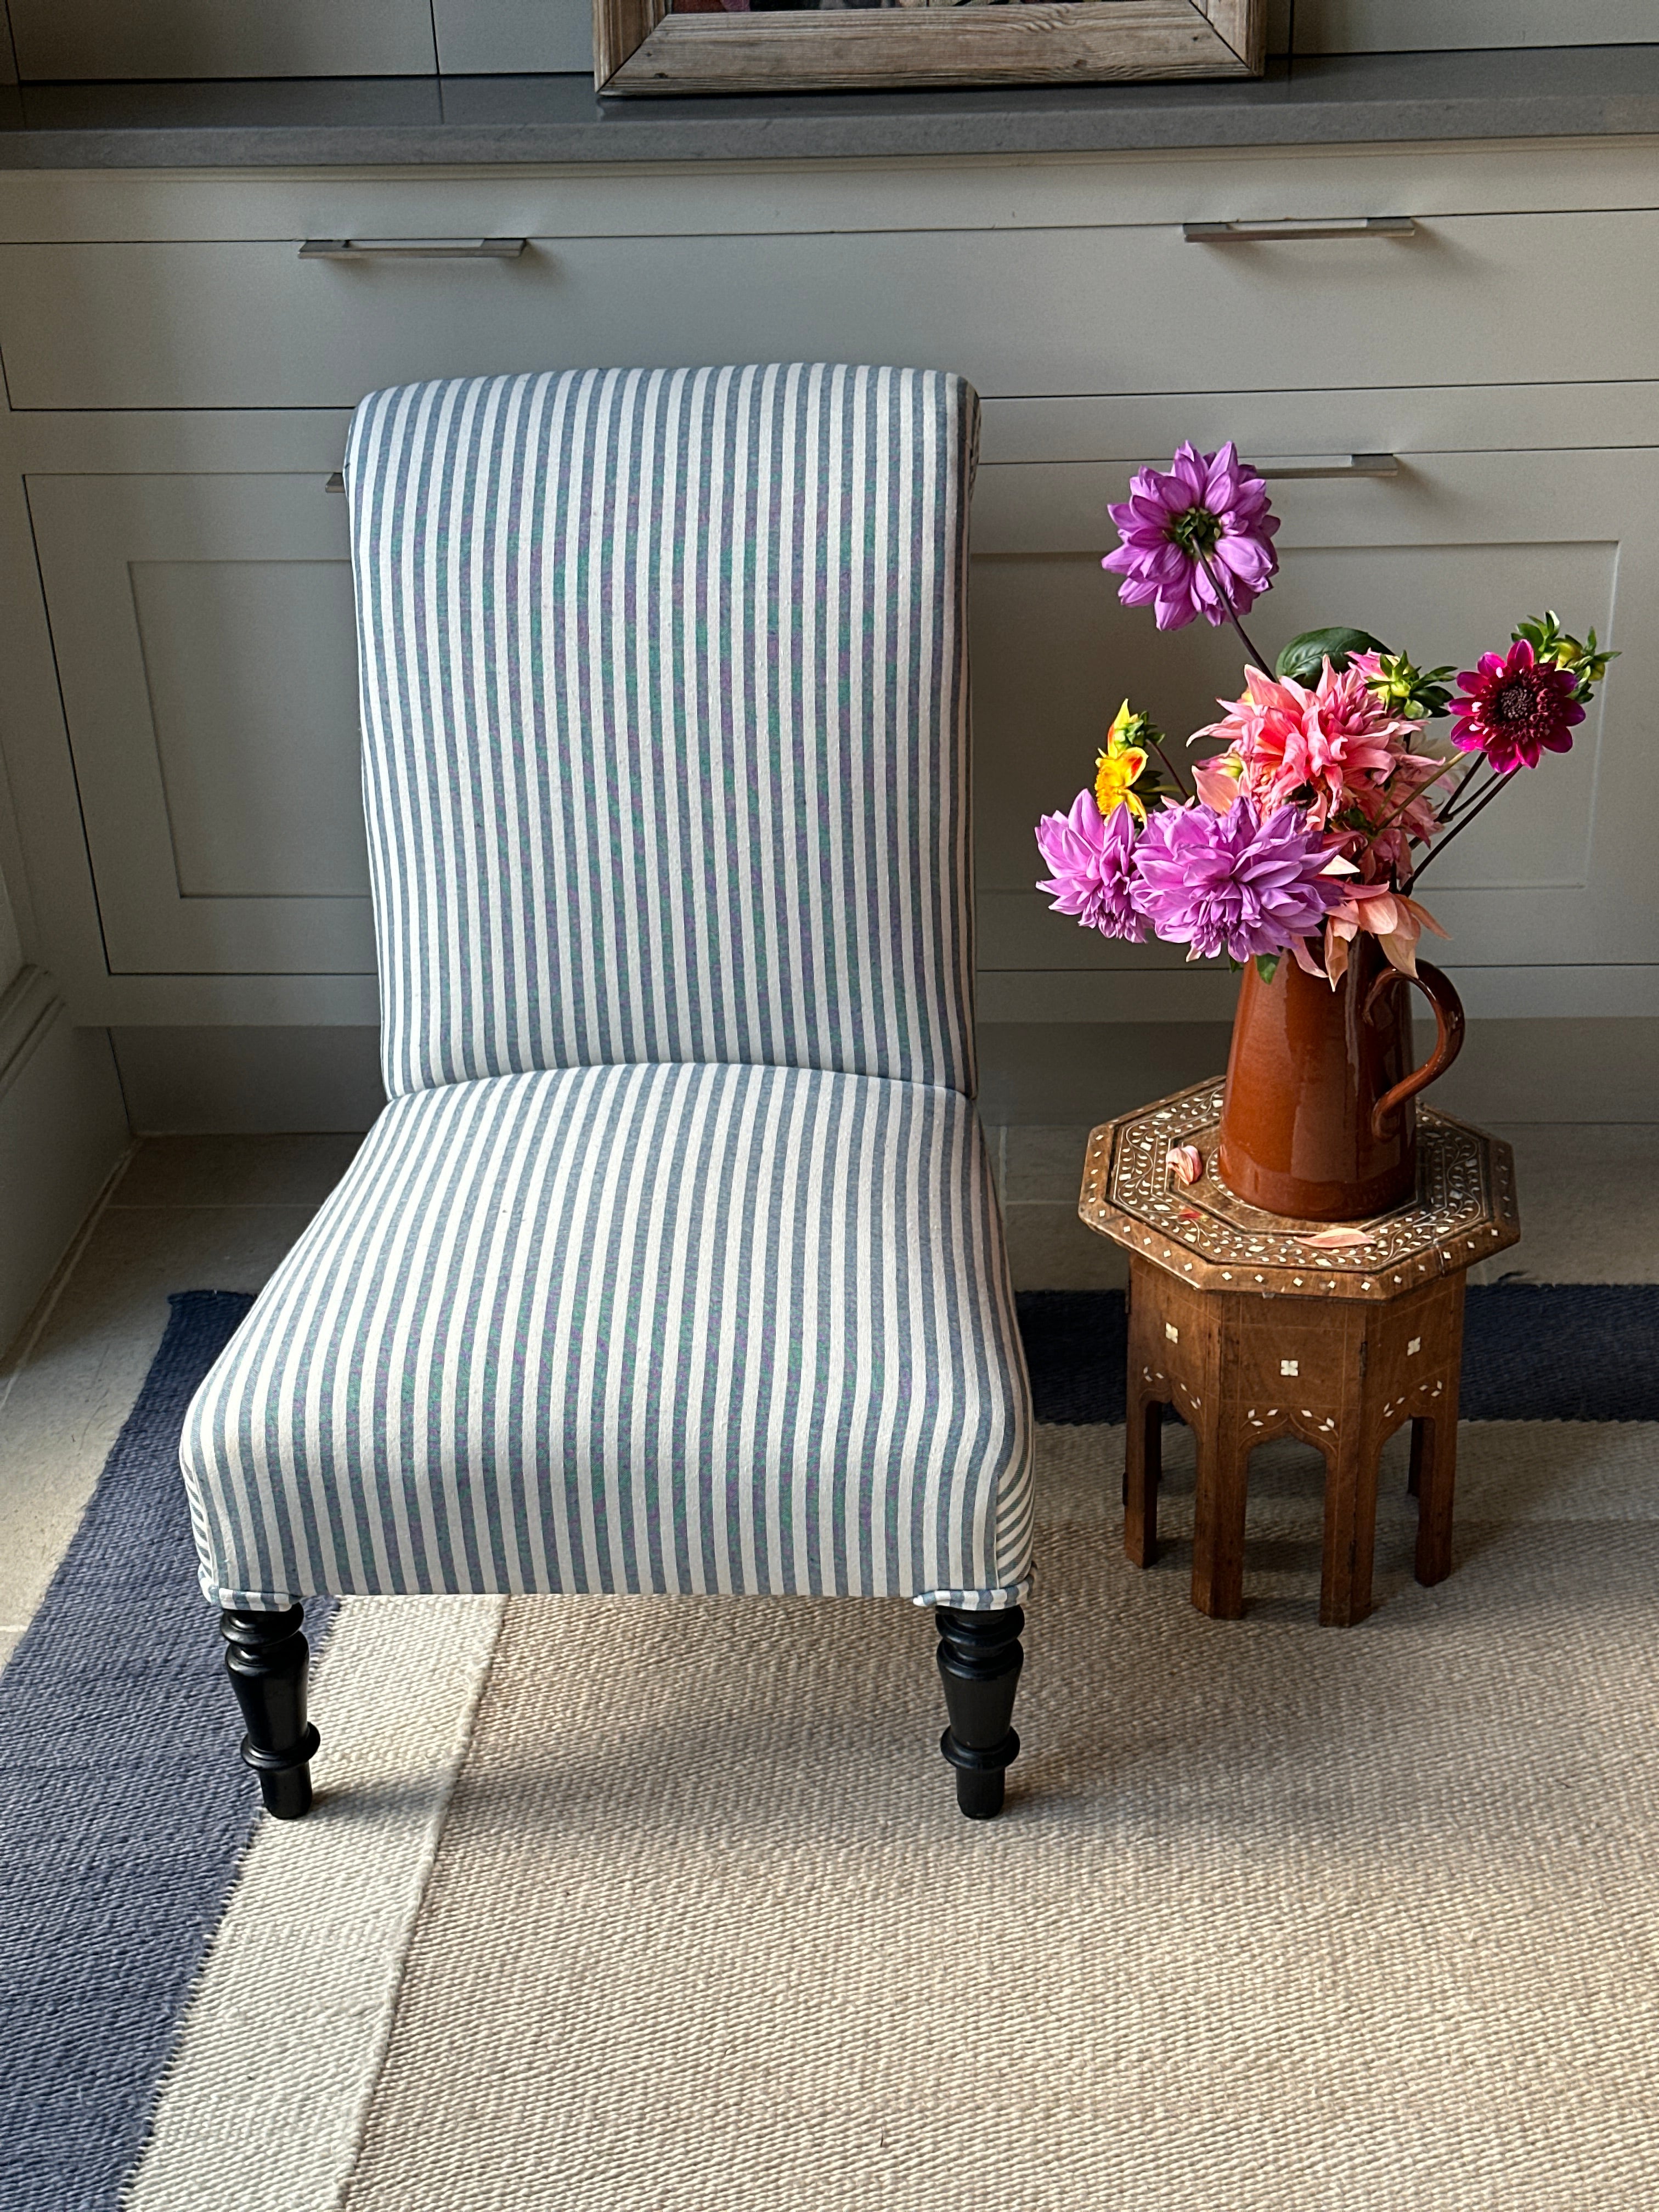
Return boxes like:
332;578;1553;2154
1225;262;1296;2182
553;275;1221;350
1216;935;1466;1223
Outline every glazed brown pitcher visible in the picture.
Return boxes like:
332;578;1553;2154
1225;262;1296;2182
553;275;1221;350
1216;935;1466;1223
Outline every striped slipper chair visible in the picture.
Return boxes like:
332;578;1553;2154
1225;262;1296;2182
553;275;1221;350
180;363;1034;1821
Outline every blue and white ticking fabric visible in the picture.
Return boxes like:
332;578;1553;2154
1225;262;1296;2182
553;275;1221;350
180;364;1033;1612
182;1064;1032;1611
349;363;978;1098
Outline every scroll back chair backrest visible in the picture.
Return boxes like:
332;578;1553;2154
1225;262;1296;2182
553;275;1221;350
345;363;980;1102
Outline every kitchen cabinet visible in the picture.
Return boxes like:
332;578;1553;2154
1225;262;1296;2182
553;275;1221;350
1;146;1653;1068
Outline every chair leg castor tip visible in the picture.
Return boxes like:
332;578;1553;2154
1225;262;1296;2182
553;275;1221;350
257;1768;315;1821
940;1725;1019;1818
242;1722;321;1819
953;1767;1006;1820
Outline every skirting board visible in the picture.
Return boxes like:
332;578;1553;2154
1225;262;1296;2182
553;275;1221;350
0;968;129;1358
98;1016;1659;1132
979;1018;1659;1127
974;966;1659;1025
111;1025;387;1134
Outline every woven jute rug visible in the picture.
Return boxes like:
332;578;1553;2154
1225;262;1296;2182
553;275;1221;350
5;1299;1659;2211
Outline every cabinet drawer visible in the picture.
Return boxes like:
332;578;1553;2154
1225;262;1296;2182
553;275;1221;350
4;210;1657;410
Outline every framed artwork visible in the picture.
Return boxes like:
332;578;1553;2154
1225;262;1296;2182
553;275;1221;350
594;0;1266;98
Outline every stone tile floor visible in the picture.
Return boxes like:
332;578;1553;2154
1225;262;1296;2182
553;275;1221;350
1;1120;1653;1666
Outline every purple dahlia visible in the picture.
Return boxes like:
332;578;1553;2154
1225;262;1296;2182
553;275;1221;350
1102;441;1279;632
1131;795;1341;964
1035;791;1144;943
1448;636;1585;773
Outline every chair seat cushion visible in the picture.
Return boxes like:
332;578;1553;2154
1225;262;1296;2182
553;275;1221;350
181;1064;1033;1612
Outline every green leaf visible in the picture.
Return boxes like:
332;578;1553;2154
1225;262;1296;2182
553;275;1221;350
1273;627;1389;686
1254;953;1282;985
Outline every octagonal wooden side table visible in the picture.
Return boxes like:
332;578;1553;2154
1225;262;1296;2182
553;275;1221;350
1079;1079;1521;1627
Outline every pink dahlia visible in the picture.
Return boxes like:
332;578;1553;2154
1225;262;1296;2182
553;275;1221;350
1035;791;1144;943
1324;882;1448;984
1449;637;1585;772
1195;658;1430;828
1102;442;1278;631
1130;795;1344;964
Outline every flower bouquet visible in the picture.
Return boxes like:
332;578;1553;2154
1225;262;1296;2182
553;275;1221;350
1036;442;1615;1220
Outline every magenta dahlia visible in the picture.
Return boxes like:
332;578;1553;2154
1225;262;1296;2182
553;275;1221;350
1102;442;1279;631
1035;791;1144;943
1130;795;1343;963
1448;637;1584;772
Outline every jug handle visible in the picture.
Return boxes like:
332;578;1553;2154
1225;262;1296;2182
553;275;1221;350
1365;960;1466;1141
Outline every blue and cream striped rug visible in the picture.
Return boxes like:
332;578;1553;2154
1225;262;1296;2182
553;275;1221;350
4;1288;1658;2211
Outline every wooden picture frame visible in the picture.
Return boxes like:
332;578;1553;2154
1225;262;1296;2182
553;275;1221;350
594;0;1266;99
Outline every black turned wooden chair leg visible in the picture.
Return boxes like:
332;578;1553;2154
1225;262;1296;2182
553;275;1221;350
935;1605;1024;1820
221;1604;320;1820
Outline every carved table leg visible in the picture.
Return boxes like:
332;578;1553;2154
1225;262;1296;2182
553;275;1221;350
1412;1414;1458;1587
1320;1425;1383;1627
1191;1412;1249;1620
1124;1391;1163;1568
936;1606;1024;1820
221;1604;320;1820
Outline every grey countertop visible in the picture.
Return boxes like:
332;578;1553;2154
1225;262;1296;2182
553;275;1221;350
2;46;1658;169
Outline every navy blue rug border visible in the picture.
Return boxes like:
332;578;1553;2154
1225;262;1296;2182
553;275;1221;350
0;1292;336;2212
1016;1284;1659;1426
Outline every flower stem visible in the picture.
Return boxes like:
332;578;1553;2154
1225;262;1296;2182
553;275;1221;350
1197;549;1271;674
1405;767;1516;890
1437;761;1503;829
1356;754;1463;856
1434;752;1487;826
1144;732;1192;802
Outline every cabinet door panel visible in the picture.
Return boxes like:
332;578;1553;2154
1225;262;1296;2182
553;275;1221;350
129;558;370;899
26;474;375;976
972;447;1655;997
3;213;1657;409
432;0;591;72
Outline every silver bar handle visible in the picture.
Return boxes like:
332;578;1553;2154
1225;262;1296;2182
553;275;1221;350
1250;453;1399;479
325;470;346;493
299;237;527;259
1183;216;1417;242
